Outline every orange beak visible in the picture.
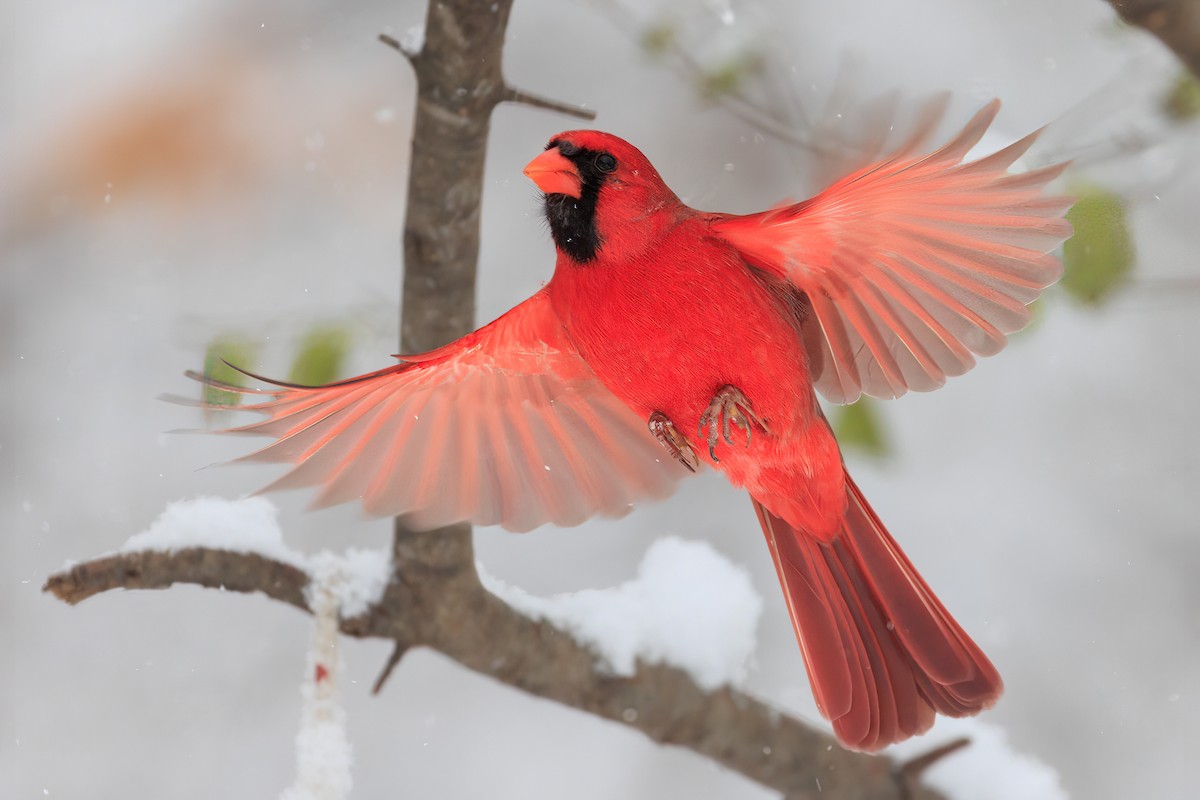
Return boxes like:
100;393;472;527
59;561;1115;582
523;148;582;198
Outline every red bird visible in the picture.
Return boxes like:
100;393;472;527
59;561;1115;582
199;100;1071;750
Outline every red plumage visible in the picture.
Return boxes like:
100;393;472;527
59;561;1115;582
196;100;1070;750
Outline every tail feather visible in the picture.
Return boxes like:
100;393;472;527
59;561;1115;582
753;473;1001;751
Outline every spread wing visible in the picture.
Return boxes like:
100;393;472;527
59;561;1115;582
191;291;686;532
712;100;1073;404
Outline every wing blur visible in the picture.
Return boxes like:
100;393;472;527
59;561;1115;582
713;100;1072;404
194;291;686;532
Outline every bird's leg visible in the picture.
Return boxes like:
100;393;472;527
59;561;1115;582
648;411;698;473
698;385;769;462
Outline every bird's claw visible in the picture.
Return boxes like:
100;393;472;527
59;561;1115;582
698;385;767;463
648;411;698;473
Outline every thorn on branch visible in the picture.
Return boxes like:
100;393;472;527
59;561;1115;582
503;86;597;121
372;641;410;695
379;33;419;66
895;736;971;798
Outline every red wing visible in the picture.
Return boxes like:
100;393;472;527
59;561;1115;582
713;100;1072;404
194;292;686;532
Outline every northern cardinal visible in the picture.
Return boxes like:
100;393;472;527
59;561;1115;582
196;100;1070;750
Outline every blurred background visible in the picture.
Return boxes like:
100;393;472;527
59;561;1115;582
4;0;1198;797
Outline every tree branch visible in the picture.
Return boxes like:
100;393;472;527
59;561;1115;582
44;1;961;797
1110;0;1200;79
45;549;309;609
377;33;419;67
45;548;946;800
503;86;597;120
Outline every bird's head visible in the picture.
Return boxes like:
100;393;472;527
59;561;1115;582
524;131;679;265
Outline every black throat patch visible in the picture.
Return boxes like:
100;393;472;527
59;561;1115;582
542;142;614;264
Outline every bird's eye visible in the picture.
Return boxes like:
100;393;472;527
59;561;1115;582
557;141;579;157
595;153;618;173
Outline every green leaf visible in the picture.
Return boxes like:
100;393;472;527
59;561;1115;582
833;397;889;458
203;335;258;408
640;22;676;56
1164;70;1200;121
1061;187;1135;306
287;324;352;387
700;52;763;99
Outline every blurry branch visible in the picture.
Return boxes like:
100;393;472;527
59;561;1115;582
589;1;945;188
42;1;957;798
502;86;596;119
1111;0;1200;79
590;0;832;154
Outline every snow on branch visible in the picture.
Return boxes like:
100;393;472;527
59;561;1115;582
116;496;390;617
45;492;957;800
121;496;307;567
892;717;1067;800
481;537;762;690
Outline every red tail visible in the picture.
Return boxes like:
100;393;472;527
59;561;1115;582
753;473;1002;751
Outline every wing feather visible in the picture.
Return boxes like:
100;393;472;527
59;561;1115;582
192;292;685;531
713;99;1072;403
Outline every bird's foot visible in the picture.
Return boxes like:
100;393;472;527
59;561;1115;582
698;385;768;462
648;411;698;473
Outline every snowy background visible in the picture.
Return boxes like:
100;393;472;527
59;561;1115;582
4;0;1198;798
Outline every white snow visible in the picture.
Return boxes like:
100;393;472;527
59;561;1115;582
119;497;391;617
281;560;353;800
116;497;380;797
480;536;762;690
307;549;392;619
891;717;1067;800
120;496;307;567
399;23;424;53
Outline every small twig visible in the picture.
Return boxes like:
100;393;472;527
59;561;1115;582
895;737;972;799
371;641;409;695
1133;276;1200;293
587;0;830;153
503;86;597;120
378;33;419;65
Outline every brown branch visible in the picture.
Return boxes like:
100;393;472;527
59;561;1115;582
377;33;418;66
896;738;972;800
1111;0;1200;79
43;1;960;798
46;549;309;609
370;641;408;695
503;86;597;120
45;548;945;800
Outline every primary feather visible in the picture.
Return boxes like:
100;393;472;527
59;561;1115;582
712;100;1072;402
195;291;684;532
